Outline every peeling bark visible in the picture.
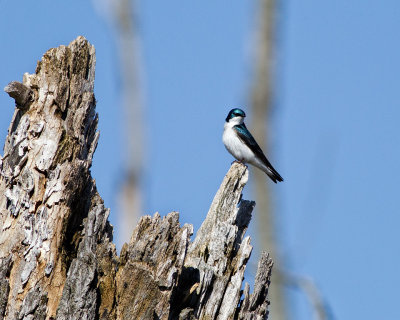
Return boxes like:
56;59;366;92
0;37;272;320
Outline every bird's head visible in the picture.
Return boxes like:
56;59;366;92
225;108;246;124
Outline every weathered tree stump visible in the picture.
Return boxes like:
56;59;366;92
0;37;273;320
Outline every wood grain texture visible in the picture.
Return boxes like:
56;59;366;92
0;37;273;320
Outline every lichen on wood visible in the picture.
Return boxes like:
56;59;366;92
0;37;273;320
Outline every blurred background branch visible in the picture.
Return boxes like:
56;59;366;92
95;0;145;248
249;0;288;319
283;271;333;320
114;0;144;248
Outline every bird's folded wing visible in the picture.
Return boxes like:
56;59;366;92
234;124;283;180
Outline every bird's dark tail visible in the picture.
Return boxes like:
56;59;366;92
266;166;284;183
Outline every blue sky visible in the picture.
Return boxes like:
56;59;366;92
1;1;399;319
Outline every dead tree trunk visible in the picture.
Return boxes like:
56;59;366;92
0;37;273;320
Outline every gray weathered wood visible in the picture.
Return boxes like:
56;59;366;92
238;252;273;320
185;162;255;320
0;37;273;320
0;36;102;320
4;81;33;109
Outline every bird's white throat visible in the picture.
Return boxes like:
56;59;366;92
226;116;244;127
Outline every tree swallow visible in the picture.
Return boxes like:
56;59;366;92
222;108;284;183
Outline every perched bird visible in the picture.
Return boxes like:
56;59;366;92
222;108;283;183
